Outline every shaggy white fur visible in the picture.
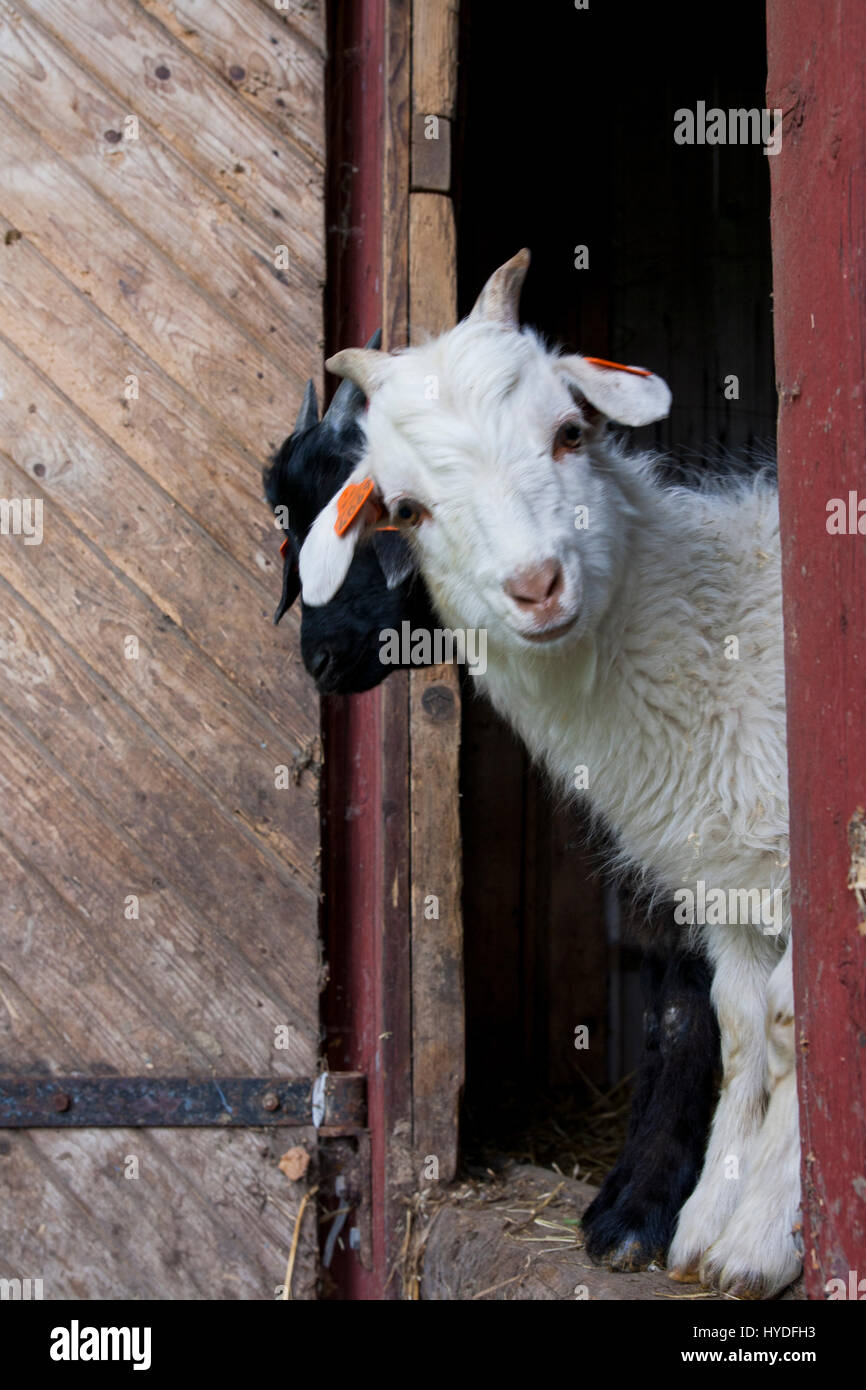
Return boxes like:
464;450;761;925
300;252;799;1298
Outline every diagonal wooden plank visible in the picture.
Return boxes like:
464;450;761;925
0;448;319;887
12;0;325;274
0;302;310;731
0;0;324;1305
0;842;97;1073
0;833;237;1076
0;1126;316;1299
0;719;318;1073
0;579;319;975
0;21;321;367
249;0;326;58
139;0;326;160
0;106;312;448
0;314;298;691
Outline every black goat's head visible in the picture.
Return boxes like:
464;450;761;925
264;334;433;695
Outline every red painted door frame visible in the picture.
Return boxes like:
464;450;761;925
767;0;866;1299
322;0;412;1300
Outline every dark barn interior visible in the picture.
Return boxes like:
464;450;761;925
454;0;777;1163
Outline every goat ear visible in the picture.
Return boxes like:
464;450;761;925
299;465;381;606
294;379;319;434
467;248;531;329
371;529;418;589
558;356;671;427
274;533;302;625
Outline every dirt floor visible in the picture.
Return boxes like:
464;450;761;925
407;1164;805;1301
401;1075;805;1300
461;1072;635;1189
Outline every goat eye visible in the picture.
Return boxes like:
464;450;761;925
393;498;426;526
553;421;583;458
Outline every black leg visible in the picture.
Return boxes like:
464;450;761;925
581;949;667;1213
582;934;720;1269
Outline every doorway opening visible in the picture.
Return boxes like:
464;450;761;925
454;0;775;1173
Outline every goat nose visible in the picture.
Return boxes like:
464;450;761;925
309;646;332;680
504;560;564;609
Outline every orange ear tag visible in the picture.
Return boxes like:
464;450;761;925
335;477;378;536
583;357;652;378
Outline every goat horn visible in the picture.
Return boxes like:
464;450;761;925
294;378;320;433
326;343;392;396
468;248;531;329
323;330;382;428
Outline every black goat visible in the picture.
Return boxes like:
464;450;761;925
263;334;432;694
265;359;721;1272
581;917;720;1268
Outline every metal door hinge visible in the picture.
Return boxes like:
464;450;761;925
0;1073;367;1129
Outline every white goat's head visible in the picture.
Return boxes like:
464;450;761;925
300;250;671;651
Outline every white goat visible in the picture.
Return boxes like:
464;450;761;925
300;251;799;1298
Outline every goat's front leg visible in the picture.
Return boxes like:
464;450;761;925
699;937;802;1298
583;937;720;1270
582;948;666;1263
667;929;778;1281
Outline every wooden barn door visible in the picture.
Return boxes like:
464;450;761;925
0;0;329;1298
768;0;866;1299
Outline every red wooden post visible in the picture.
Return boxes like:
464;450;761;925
322;0;413;1300
767;0;866;1299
